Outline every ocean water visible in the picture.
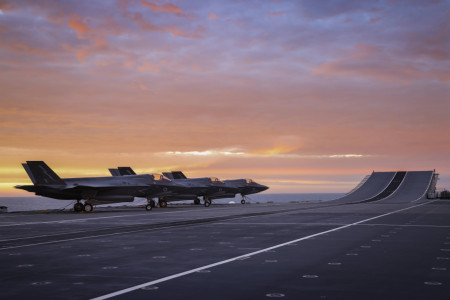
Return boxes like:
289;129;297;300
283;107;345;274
0;193;345;213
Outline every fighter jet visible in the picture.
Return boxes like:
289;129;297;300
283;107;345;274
108;167;184;208
164;171;269;204
222;179;269;204
110;167;239;207
15;161;175;212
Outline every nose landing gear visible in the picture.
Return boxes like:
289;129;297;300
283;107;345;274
146;198;155;211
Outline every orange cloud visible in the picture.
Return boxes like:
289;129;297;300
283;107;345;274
67;13;91;39
0;0;15;12
141;1;183;14
254;146;300;156
209;13;217;19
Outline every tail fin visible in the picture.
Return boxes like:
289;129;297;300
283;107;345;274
162;171;187;180
24;161;65;185
171;171;187;179
162;172;174;180
109;168;121;176
118;167;136;176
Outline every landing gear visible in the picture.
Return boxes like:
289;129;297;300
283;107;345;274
74;201;84;212
147;198;156;208
241;199;246;205
194;198;200;205
84;203;93;212
204;197;211;207
159;199;168;208
145;204;152;211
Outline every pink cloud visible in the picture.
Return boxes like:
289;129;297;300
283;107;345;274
141;1;183;14
313;44;449;83
0;0;16;12
209;13;217;19
67;13;91;39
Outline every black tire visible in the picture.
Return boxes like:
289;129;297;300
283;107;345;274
160;201;167;208
150;200;156;208
241;199;246;205
204;200;211;207
84;203;93;212
145;204;152;211
194;198;200;205
74;202;83;212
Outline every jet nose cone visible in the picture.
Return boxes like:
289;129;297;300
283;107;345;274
260;185;269;192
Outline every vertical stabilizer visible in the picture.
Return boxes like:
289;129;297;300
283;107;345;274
22;163;37;184
109;168;121;176
171;171;187;179
162;172;174;180
25;161;65;185
118;167;136;176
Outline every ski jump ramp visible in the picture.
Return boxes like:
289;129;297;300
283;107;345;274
334;170;435;204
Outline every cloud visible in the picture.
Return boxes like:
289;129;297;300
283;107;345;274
209;13;216;19
67;13;91;39
0;0;449;194
141;1;183;14
313;44;450;83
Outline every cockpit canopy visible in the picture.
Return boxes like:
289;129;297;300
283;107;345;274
246;179;254;184
152;174;171;181
209;177;223;183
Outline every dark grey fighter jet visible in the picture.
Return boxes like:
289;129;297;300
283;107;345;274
110;167;239;207
15;161;175;212
222;179;269;204
164;171;269;204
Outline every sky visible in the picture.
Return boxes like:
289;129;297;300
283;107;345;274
0;0;449;196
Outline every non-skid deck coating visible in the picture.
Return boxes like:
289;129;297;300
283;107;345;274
1;198;450;300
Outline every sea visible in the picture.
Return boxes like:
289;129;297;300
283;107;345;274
0;193;344;213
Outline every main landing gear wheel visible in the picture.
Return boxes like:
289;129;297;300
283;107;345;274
159;201;167;208
74;202;84;212
147;199;156;208
84;203;93;212
241;199;246;205
145;204;152;211
204;199;211;207
194;198;200;205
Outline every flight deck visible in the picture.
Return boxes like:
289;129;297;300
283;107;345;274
1;200;450;300
1;170;449;299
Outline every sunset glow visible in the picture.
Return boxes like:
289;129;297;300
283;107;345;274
1;0;449;196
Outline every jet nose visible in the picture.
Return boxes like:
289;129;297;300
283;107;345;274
259;184;269;192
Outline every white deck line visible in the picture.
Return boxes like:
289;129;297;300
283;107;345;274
90;201;433;300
